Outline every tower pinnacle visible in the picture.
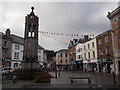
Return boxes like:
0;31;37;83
31;6;34;12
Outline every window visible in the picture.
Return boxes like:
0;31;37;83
84;53;86;59
65;53;68;57
66;59;68;63
99;48;103;56
60;53;62;57
38;49;41;54
14;63;18;67
28;32;31;37
15;44;19;49
32;32;35;37
98;38;102;45
88;44;90;49
92;42;94;48
79;55;82;59
88;52;90;59
38;56;41;61
3;40;7;47
106;46;110;56
84;46;86;50
93;51;95;58
119;34;120;45
60;59;62;64
105;35;109;43
14;52;19;59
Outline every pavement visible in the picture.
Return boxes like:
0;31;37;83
2;71;120;89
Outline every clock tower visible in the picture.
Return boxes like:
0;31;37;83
21;7;39;69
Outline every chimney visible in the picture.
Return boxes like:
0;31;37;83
84;35;89;42
5;28;11;37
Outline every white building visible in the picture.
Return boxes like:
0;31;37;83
75;39;83;71
2;31;47;70
38;45;45;66
11;34;24;70
82;38;98;71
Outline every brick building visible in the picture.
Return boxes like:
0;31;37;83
96;30;114;73
107;5;120;75
68;39;78;71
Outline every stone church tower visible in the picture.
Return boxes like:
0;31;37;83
21;7;39;69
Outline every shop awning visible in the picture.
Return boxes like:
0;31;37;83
70;61;76;65
102;59;112;62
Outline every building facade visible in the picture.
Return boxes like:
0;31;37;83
107;5;120;75
11;34;24;70
2;29;12;68
82;38;98;72
56;49;70;71
68;39;78;71
96;30;114;73
2;29;46;70
75;39;83;71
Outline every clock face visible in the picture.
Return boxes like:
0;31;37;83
111;17;118;29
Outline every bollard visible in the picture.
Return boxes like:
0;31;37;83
55;70;57;79
58;69;60;77
112;72;116;84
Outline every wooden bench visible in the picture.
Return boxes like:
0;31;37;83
69;76;92;84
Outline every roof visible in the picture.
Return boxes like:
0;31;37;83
11;34;24;45
57;49;69;53
107;6;120;19
38;45;44;50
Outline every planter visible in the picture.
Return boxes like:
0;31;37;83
35;78;51;83
35;73;52;83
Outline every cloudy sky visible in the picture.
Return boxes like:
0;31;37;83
1;1;118;51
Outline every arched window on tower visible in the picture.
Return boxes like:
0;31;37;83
28;32;31;37
32;32;35;37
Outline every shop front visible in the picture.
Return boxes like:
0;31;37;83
70;61;77;71
76;60;83;71
99;58;113;73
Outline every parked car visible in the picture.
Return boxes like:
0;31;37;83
2;67;13;74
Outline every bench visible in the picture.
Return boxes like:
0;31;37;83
69;76;92;84
2;75;17;83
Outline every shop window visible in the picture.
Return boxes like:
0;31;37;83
14;63;18;67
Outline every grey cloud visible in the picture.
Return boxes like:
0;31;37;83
1;2;118;51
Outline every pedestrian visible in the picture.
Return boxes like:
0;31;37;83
92;67;94;73
84;68;87;72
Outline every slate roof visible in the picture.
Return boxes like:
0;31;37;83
11;34;24;45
